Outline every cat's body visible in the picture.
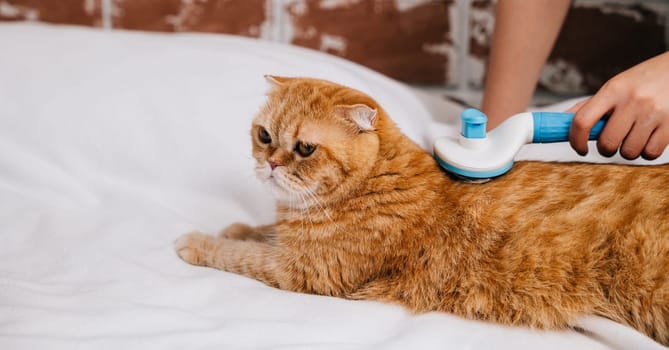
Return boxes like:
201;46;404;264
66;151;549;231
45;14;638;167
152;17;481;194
176;77;669;345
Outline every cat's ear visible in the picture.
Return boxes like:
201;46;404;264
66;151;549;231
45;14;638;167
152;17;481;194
264;75;289;88
334;104;378;132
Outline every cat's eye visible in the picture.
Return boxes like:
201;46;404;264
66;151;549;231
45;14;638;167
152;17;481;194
294;141;317;157
257;127;271;144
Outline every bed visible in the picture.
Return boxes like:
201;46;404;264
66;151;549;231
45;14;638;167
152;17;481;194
1;23;667;350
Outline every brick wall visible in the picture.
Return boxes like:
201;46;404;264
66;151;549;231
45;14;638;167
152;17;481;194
1;0;667;96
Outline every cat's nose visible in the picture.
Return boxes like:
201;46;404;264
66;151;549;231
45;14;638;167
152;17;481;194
268;160;281;170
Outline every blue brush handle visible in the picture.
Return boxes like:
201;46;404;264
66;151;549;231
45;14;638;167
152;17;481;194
532;112;606;143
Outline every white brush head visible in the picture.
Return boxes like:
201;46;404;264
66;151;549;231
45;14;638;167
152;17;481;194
433;110;535;180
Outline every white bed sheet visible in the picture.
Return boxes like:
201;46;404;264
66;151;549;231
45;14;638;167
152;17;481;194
0;23;666;350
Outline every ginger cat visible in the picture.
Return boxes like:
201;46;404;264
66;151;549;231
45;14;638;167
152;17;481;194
175;76;669;345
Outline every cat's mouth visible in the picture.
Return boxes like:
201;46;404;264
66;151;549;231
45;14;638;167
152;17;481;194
262;170;319;208
267;173;283;190
263;170;294;199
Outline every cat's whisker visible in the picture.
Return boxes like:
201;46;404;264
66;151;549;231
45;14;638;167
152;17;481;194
303;186;335;223
302;186;343;234
297;191;316;232
289;191;306;237
299;201;307;237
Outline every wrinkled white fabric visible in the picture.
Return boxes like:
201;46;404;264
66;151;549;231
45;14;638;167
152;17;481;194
0;23;665;350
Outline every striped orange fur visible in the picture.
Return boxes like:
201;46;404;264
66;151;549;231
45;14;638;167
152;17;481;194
176;77;669;345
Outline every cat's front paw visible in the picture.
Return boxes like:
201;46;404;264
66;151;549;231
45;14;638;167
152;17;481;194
175;231;218;266
218;222;254;240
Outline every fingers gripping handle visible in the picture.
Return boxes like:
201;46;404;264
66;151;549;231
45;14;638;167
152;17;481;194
532;112;606;143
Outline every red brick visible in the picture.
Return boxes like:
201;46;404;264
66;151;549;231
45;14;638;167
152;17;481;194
112;0;267;37
467;0;495;88
285;0;455;85
468;0;669;94
543;2;668;93
0;0;102;26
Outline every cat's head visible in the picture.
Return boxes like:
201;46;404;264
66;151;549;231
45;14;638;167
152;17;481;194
252;76;383;208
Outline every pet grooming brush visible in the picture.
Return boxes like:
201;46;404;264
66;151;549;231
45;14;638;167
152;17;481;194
433;108;606;182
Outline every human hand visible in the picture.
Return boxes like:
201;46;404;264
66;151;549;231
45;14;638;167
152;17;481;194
567;51;669;160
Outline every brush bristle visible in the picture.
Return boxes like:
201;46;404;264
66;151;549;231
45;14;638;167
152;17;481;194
448;172;492;184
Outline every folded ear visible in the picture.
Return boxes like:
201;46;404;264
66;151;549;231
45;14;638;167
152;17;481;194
334;104;378;132
264;75;290;88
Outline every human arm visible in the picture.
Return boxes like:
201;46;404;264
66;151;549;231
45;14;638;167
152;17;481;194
567;51;669;160
481;0;571;130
